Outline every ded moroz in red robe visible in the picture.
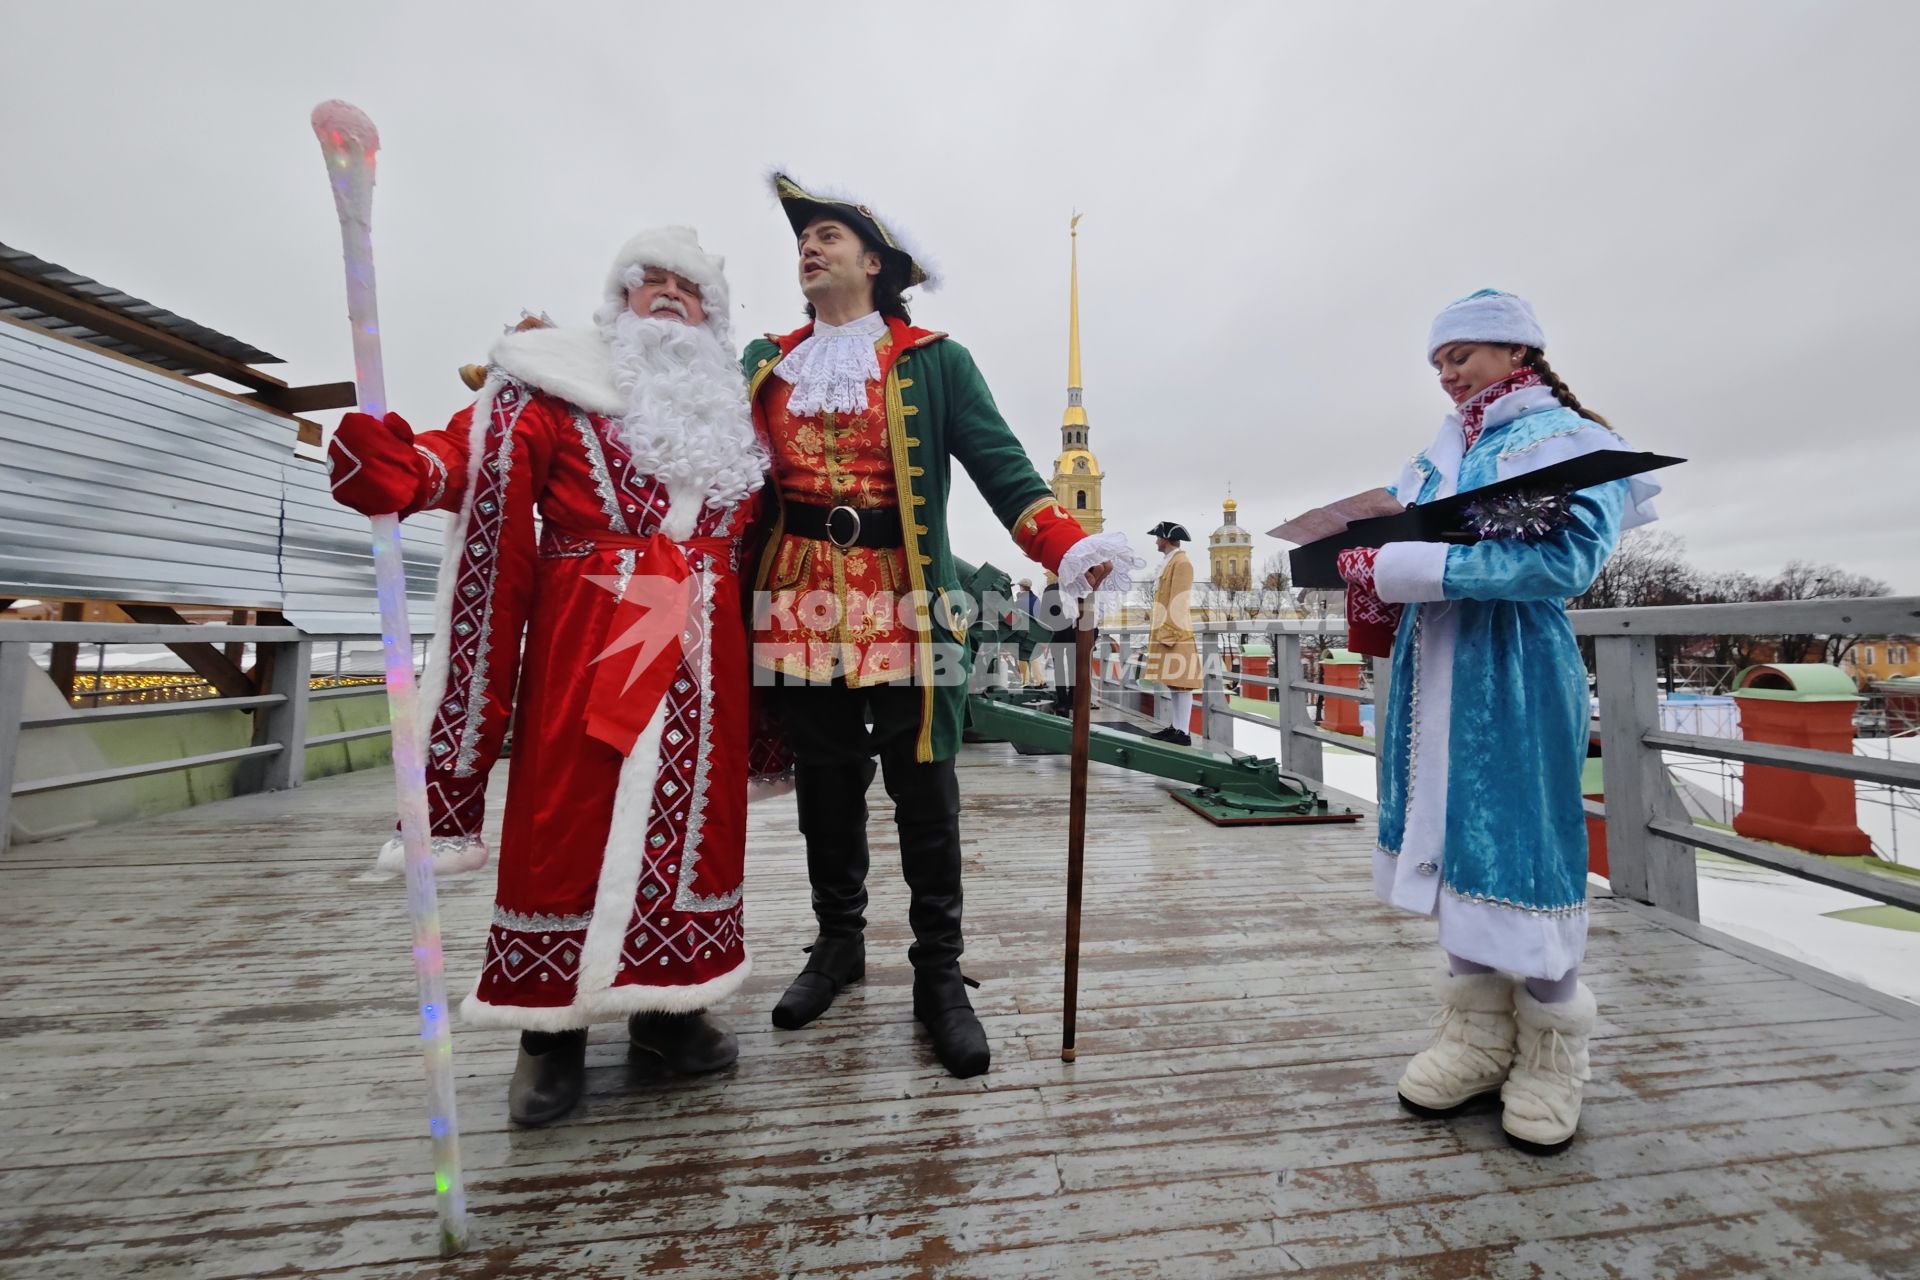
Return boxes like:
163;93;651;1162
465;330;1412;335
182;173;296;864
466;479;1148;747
389;325;765;1030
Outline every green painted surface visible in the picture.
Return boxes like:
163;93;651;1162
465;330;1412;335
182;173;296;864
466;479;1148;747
1732;663;1863;702
1821;905;1920;933
1320;649;1365;666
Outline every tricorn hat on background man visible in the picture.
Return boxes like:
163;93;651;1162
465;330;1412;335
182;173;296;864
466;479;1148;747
1147;521;1191;543
770;172;938;290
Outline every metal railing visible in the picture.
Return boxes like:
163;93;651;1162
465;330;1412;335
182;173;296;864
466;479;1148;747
1569;597;1920;918
0;621;402;855
1095;596;1920;921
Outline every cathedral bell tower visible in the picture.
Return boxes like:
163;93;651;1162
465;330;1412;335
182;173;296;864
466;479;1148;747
1050;213;1104;533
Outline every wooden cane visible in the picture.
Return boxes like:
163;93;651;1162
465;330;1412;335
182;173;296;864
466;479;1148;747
1061;598;1096;1062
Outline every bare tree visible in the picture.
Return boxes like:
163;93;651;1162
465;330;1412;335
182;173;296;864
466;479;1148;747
1259;551;1291;594
1766;560;1892;664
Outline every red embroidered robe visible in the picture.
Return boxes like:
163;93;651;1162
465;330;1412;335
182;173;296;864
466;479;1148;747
397;337;759;1029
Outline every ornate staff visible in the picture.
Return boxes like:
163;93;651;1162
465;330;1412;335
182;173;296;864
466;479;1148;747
1061;597;1097;1061
310;99;469;1256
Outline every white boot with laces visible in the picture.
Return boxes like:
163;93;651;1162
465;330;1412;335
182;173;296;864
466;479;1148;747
1500;981;1597;1154
1396;972;1517;1117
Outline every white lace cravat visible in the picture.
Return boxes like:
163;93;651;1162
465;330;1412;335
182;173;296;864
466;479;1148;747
775;311;887;416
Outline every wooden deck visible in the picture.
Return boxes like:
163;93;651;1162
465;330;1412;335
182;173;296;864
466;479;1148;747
4;745;1919;1279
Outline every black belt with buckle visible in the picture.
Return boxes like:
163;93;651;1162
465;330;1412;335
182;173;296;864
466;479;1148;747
785;501;904;549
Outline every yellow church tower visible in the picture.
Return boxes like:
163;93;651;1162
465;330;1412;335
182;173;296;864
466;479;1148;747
1051;213;1104;533
1209;490;1253;591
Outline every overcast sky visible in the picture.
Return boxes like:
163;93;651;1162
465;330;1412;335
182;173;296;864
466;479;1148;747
4;1;1915;591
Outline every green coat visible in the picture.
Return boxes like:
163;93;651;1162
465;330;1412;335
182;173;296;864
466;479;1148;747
744;319;1065;761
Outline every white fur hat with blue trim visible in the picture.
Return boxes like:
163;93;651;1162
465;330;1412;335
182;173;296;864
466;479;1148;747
1427;288;1546;360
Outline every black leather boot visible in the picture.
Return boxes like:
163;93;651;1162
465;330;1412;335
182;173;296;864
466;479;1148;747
772;757;876;1030
772;933;867;1030
508;1028;587;1126
913;967;990;1078
627;1010;740;1074
884;754;991;1078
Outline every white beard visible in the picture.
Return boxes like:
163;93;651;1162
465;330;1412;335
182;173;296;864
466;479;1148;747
606;310;767;538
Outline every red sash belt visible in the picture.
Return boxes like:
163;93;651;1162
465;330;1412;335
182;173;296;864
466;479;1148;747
582;530;733;757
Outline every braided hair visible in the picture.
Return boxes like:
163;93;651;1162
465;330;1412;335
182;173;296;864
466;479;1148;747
1523;349;1609;427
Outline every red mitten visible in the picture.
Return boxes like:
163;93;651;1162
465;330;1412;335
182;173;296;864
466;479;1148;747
328;411;425;515
1337;546;1402;659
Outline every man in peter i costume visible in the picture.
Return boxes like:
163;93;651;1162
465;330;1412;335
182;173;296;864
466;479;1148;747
328;227;769;1125
745;175;1134;1077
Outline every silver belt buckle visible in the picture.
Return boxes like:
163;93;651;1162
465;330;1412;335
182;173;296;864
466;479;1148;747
826;504;861;548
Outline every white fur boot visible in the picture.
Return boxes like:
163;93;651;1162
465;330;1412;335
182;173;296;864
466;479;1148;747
1397;972;1517;1117
1500;982;1597;1154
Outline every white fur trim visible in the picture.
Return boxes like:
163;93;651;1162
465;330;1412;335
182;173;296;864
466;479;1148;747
1395;601;1457;902
375;833;490;876
575;704;671;1000
1438;891;1590;982
1373;541;1450;604
490;327;623;418
1496;422;1661;532
602;226;733;347
458;949;753;1029
1482;384;1560;433
1428;289;1545;360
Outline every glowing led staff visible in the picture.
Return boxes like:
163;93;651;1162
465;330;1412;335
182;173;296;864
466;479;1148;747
310;99;469;1257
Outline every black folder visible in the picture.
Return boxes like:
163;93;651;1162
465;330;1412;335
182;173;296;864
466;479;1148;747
1286;451;1683;589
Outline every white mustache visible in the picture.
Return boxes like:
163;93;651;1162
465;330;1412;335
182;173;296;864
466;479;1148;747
650;297;688;317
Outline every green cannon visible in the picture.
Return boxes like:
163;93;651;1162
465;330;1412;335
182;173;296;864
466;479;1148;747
953;557;1361;827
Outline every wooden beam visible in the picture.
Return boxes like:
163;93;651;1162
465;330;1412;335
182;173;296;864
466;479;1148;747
117;605;256;701
242;381;356;415
1648;815;1920;913
1570;596;1920;638
48;603;82;701
0;265;287;394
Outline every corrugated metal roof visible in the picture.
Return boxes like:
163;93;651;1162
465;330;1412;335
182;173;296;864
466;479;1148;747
0;241;282;376
1;319;440;630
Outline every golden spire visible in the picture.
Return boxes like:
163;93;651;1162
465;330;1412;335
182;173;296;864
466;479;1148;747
1062;212;1087;429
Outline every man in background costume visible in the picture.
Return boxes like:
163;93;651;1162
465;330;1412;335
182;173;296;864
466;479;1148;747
745;174;1133;1077
1143;520;1202;745
328;227;768;1125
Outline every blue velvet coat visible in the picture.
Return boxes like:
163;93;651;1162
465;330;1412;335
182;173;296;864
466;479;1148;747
1368;384;1656;977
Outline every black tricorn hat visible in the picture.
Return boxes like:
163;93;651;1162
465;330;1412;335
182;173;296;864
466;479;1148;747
1148;521;1191;542
771;172;936;289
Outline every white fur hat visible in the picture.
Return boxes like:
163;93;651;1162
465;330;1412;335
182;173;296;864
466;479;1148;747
1427;288;1545;360
602;226;733;346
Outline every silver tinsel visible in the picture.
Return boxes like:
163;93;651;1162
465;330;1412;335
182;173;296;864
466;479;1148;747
1462;489;1574;542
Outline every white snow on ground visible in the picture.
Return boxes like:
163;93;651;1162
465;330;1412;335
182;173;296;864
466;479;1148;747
1224;715;1920;1006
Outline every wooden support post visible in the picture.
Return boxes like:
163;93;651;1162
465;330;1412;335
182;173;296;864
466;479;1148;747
1596;635;1699;920
0;641;28;855
1278;632;1323;784
1197;631;1224;744
48;602;82;701
225;610;249;666
249;637;312;793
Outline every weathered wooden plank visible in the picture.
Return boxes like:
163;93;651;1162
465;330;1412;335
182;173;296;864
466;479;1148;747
2;744;1917;1278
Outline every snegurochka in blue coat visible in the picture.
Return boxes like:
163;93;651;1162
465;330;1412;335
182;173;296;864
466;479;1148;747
1335;289;1660;1156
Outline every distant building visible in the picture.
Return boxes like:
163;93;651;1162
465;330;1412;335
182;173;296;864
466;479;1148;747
1208;492;1253;592
1049;215;1103;533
